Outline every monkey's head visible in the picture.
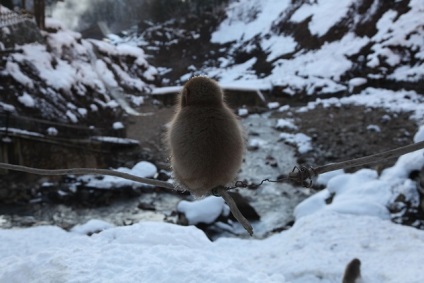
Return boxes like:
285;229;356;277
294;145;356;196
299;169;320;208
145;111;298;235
180;76;223;107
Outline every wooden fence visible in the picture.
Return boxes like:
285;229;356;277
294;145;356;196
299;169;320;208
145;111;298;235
0;7;34;28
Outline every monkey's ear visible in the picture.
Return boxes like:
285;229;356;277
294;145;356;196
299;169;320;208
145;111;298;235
181;88;190;107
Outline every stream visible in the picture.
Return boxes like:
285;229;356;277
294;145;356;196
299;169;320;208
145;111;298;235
0;112;312;239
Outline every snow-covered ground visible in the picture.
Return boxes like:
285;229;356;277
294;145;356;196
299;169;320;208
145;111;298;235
0;106;423;282
1;198;424;283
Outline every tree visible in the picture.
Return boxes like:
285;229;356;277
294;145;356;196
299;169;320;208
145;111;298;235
33;0;45;29
0;0;14;9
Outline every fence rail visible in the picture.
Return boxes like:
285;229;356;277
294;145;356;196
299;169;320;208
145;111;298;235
0;7;35;28
0;112;123;140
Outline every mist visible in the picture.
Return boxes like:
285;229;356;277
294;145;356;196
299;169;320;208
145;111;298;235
51;0;146;32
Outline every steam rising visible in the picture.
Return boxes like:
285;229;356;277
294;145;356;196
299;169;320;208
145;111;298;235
51;0;93;31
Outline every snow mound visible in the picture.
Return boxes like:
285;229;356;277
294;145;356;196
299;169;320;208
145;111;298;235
1;211;423;282
177;196;229;225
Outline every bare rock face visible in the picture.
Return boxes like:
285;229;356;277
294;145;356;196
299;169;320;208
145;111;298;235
0;19;44;48
130;0;424;98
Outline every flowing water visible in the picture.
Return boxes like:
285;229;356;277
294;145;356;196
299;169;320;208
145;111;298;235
0;112;311;238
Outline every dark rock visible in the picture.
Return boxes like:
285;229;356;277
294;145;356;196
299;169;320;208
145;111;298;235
138;202;156;211
228;192;260;221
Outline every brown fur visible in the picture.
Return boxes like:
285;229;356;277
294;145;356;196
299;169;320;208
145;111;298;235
342;258;361;283
166;76;244;197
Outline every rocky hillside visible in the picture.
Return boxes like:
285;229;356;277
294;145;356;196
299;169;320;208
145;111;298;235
2;0;422;125
0;9;158;127
131;0;423;99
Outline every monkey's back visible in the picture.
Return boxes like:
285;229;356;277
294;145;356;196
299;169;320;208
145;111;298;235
168;105;244;196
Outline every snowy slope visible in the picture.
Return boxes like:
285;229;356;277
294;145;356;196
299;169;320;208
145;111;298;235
0;15;157;125
134;0;424;98
210;0;424;94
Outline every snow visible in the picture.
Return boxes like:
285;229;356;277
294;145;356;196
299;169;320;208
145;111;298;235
90;136;139;145
17;92;35;108
45;18;66;30
299;88;424;121
0;127;44;137
46;127;58;136
130;95;144;106
77;161;157;189
381;149;424;181
5;61;34;88
95;59;118;88
369;0;424;80
0;102;15;112
366;124;381;133
414;125;424;143
273;33;369;82
267;102;280;109
209;1;387;91
275;118;298;131
116;44;147;66
66;110;78;123
348;77;367;91
70;219;115;236
238;108;248;117
295;136;424;223
177;196;229;225
182;0;424;95
290;0;355;36
112;122;124;130
247;138;266;150
261;36;297;61
18;44;77;91
1;18;156;122
1;210;424;282
316;170;345;186
77;108;87;116
207;57;258;83
151;86;182;95
211;0;291;43
279;132;312;154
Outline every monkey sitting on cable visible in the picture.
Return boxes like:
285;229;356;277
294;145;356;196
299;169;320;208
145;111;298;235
166;76;245;197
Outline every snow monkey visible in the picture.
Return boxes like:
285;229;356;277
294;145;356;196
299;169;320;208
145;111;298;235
342;258;362;283
167;76;244;197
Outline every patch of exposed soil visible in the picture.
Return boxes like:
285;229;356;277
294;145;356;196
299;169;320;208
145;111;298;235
124;102;175;170
271;104;417;173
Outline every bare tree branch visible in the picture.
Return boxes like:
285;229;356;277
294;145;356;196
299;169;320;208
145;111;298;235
216;186;253;236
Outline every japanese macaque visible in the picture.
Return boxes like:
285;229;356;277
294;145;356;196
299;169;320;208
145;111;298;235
342;258;362;283
166;76;244;197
